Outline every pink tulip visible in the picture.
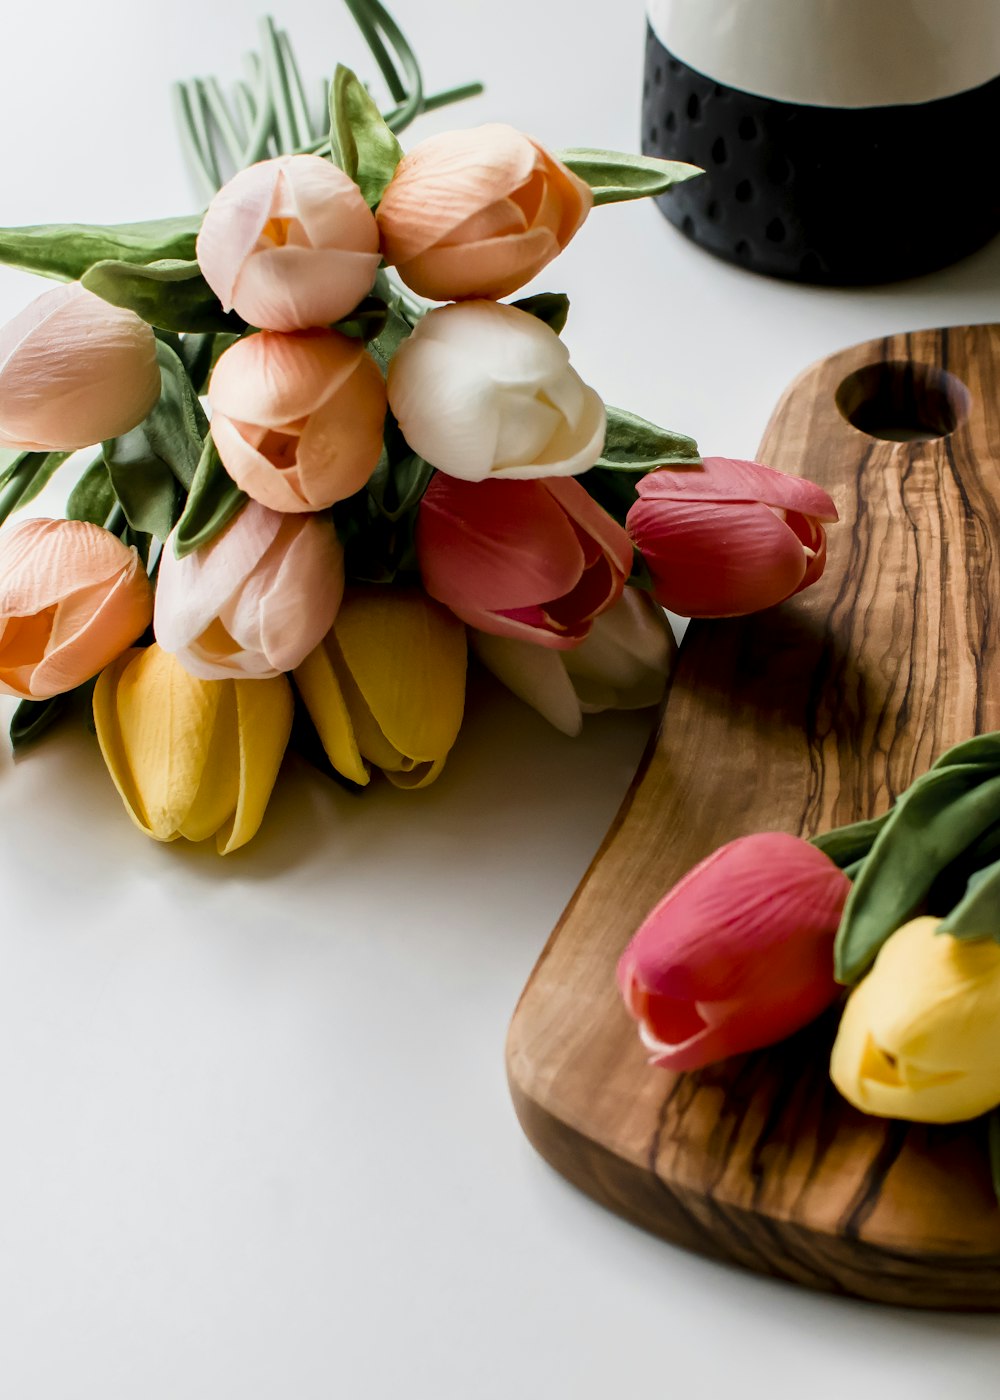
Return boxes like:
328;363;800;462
626;456;838;618
196;154;381;331
376;123;592;301
154;500;343;680
0;283;160;451
208;330;386;513
617;833;849;1071
416;473;631;649
0;518;153;699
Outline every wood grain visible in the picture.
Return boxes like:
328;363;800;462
506;325;1000;1310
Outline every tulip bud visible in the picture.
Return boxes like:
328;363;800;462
196;154;381;331
830;916;1000;1123
93;644;293;853
472;588;675;736
0;518;153;700
208;330;386;513
387;301;605;482
626;456;838;618
154;500;343;680
376;123;592;301
618;833;849;1070
294;588;467;789
0;283;160;451
416;473;631;650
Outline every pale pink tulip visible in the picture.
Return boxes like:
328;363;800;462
0;283;160;451
416;474;631;649
0;518;153;699
376;124;592;301
154;500;343;680
196;155;381;331
626;456;838;618
208;329;386;512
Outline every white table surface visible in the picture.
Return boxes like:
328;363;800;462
2;2;1000;1396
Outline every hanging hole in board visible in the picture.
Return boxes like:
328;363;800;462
835;361;971;442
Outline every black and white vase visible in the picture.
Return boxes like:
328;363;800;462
643;0;1000;283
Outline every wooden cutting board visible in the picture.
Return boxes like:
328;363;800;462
506;324;1000;1311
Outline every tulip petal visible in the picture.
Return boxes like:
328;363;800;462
217;675;293;853
417;476;586;613
399;228;558;301
293;639;370;786
208;329;362;424
471;629;584;736
93;648;159;839
377;124;538;264
335;590;467;767
274;156;380;252
177;684;242;843
636;456;838;523
196;160;282;311
232;246;380;331
566;590;675;713
629;496;810;617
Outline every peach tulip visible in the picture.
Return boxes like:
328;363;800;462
0;518;153;699
196;154;381;331
618;833;849;1070
154;500;343;680
626;456;838;618
376;124;592;301
94;644;293;854
416;473;631;649
472;588;675;736
0;283;160;451
208;329;386;512
387;301;605;482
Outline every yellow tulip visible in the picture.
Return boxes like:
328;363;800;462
93;644;293;853
830;916;1000;1123
294;588;466;790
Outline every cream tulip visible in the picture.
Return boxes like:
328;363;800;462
94;644;292;853
196;154;381;331
471;588;675;736
387;301;606;482
830;916;1000;1123
0;283;160;451
154;500;343;680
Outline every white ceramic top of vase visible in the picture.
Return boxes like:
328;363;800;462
647;0;1000;107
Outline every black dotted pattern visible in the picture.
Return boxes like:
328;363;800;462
642;28;1000;284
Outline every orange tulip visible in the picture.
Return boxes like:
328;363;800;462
0;518;153;699
208;329;386;512
376;124;592;301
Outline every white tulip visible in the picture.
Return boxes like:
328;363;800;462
386;301;606;482
472;587;676;736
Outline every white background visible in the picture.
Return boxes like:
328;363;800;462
2;2;1000;1396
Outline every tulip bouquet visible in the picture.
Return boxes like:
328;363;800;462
0;2;837;854
617;733;1000;1195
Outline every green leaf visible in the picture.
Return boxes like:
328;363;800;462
368;304;412;374
512;292;569;335
810;812;894;871
81;258;242;334
0;451;70;525
596;406;700;472
66;456;116;525
10;694;70;752
940;857;1000;942
576;466;642;525
329;63;404;207
0;214;202;282
177;331;240;392
834;741;1000;985
101;340;209;540
334;295;390;342
173;435;247;558
558;149;703;206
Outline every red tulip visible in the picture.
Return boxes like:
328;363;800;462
416;474;631;649
626;456;838;618
617;833;849;1070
